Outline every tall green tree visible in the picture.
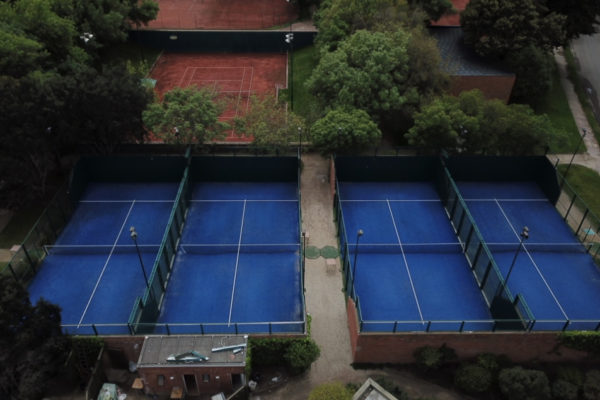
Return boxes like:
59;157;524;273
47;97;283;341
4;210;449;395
461;0;566;59
307;29;447;128
143;86;228;145
233;95;306;153
405;90;552;154
0;275;70;400
310;107;382;154
408;0;454;21
546;0;600;41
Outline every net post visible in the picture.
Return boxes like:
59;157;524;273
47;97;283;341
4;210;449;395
166;324;171;336
235;323;239;335
426;321;431;332
92;324;98;336
529;320;536;331
595;321;600;331
269;323;272;335
562;320;570;332
459;321;465;333
393;321;397;333
127;323;134;336
200;324;204;335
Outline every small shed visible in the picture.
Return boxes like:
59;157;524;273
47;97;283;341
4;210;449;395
136;335;247;398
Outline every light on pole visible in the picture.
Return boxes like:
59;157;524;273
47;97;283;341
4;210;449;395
284;31;294;111
80;32;94;44
130;226;154;303
497;226;529;297
350;229;364;296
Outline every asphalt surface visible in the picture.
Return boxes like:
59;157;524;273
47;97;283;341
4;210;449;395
571;29;600;124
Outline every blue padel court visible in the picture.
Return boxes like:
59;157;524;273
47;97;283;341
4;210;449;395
18;155;305;335
460;182;600;330
335;156;600;332
157;182;303;334
338;182;493;332
28;183;178;334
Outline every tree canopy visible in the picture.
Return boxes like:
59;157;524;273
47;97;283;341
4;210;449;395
310;107;382;154
546;0;600;41
143;86;228;145
307;28;447;130
460;0;566;59
0;275;70;400
405;90;553;154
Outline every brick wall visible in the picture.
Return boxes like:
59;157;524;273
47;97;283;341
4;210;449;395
450;75;516;104
346;298;587;364
139;365;244;396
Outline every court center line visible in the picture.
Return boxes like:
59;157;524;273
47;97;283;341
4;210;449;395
494;199;569;319
341;199;441;202
386;199;424;322
77;200;137;327
228;199;247;326
191;199;296;202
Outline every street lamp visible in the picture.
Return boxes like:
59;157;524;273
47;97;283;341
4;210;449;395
497;226;529;297
350;229;364;296
562;128;587;187
80;32;94;44
284;31;294;110
130;226;154;303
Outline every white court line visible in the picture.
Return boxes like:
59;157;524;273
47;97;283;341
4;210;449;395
190;199;296;202
80;200;174;203
494;199;569;319
178;66;192;88
244;67;254;114
464;198;547;202
234;67;247;119
386;199;424;322
228;199;247;325
341;199;441;202
77;200;137;327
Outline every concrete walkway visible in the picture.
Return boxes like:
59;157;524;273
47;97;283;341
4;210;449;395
551;50;600;172
254;154;468;400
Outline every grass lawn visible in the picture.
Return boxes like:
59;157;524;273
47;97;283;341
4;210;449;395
533;64;584;154
281;45;320;122
557;164;600;217
101;41;162;76
0;205;45;248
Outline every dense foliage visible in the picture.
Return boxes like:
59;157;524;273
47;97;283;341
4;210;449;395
0;275;70;400
308;382;353;400
310;108;382;154
249;337;320;376
498;367;551;400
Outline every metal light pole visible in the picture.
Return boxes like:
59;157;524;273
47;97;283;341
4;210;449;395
301;231;306;269
350;229;364;296
284;31;294;111
562;128;587;187
498;226;529;297
130;226;154;302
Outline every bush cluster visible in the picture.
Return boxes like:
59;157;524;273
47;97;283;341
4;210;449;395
249;337;320;376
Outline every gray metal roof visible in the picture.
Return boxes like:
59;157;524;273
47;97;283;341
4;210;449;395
137;335;247;368
429;27;514;77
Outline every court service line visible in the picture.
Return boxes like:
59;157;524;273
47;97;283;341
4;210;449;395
77;200;137;327
386;199;424;322
341;199;441;202
228;199;247;326
464;198;547;202
191;199;296;202
494;199;569;319
80;200;174;203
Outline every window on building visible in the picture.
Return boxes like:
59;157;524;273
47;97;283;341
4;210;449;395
202;374;210;383
157;375;165;386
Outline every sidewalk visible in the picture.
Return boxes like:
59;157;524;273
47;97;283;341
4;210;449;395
552;50;600;172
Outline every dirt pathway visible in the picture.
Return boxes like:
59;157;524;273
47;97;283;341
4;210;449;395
251;154;468;400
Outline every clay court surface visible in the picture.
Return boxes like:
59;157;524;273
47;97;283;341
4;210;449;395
145;0;298;30
150;52;287;142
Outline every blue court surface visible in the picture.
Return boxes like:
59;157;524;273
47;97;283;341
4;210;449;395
339;182;493;332
27;183;177;334
460;182;600;330
158;182;304;334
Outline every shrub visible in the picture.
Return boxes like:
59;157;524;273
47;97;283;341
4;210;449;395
499;367;551;400
414;346;444;371
454;364;492;394
559;331;600;355
556;365;584;387
583;370;600;400
308;382;353;400
477;353;500;372
552;379;579;400
283;338;320;375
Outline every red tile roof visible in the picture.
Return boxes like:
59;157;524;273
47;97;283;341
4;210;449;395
431;0;469;27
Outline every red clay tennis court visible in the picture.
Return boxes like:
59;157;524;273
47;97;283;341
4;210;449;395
150;52;287;142
146;0;298;30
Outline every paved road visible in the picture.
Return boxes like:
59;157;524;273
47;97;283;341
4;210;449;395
571;29;600;123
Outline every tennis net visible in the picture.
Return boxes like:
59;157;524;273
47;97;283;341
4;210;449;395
487;242;593;254
44;244;161;255
351;243;464;254
179;243;300;254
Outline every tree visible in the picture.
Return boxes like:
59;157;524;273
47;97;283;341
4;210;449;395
233;95;305;153
507;46;555;104
307;29;447;127
310;108;382;154
546;0;600;41
143;86;228;145
461;0;566;59
405;90;552;154
408;0;454;21
0;275;70;400
454;364;492;394
498;367;551;400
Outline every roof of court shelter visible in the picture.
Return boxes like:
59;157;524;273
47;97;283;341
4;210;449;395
431;0;469;26
429;27;514;77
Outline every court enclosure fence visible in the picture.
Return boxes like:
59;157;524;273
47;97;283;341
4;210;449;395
3;153;305;336
334;155;600;333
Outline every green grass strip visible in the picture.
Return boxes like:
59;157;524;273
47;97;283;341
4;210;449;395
0;205;44;248
557;164;600;217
